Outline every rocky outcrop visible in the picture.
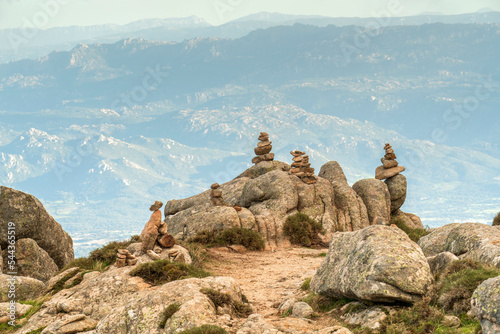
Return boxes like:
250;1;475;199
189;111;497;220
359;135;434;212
0;274;45;302
471;275;500;334
0;187;74;269
319;162;370;232
17;261;245;334
2;238;58;282
418;223;500;267
352;179;391;225
311;225;433;303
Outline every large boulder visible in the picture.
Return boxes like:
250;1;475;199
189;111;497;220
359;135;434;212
0;274;45;302
96;276;245;334
352;179;391;225
418;223;500;268
0;187;74;269
2;238;58;282
311;225;433;303
384;174;407;212
471;275;500;334
319;162;370;232
390;209;424;230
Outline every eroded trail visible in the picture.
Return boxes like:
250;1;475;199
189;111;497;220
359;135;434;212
206;247;335;332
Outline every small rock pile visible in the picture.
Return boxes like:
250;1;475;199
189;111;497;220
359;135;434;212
140;201;176;257
375;143;405;180
210;183;228;206
252;132;274;164
115;249;137;267
289;150;317;184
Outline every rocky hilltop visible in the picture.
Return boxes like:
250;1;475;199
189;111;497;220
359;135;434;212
164;139;421;249
1;139;500;334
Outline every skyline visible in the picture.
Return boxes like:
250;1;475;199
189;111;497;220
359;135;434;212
0;0;499;30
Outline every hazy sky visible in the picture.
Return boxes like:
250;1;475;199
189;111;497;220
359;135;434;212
1;0;499;29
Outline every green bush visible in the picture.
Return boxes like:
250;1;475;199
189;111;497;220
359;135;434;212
436;259;500;314
493;212;500;226
200;288;252;318
301;278;311;291
283;213;324;247
159;303;180;328
130;259;210;285
391;217;430;243
188;227;265;251
178;325;228;334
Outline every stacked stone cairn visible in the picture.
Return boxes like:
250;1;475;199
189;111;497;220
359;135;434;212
375;144;408;213
115;249;137;268
252;132;274;164
139;201;176;260
375;143;405;180
210;183;228;206
289;150;317;184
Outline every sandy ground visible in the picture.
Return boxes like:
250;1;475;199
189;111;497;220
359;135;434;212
206;247;340;333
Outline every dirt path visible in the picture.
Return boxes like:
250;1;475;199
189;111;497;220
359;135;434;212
206;247;336;332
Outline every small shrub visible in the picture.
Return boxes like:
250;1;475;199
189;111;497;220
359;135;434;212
301;278;311;291
217;228;265;250
200;288;252;318
159;303;180;328
130;259;209;285
178;325;228;334
283;213;324;247
188;227;265;251
392;217;430;243
493;212;500;226
436;259;500;314
301;293;352;313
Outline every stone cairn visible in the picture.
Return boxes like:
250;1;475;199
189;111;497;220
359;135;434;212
210;183;228;206
289;150;317;184
115;249;137;268
375;143;405;180
139;201;176;260
252;132;274;164
375;143;408;213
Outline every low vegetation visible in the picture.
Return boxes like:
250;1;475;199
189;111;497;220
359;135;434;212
391;217;430;243
301;278;311;291
200;288;253;317
436;259;500;314
61;235;140;271
0;299;46;334
493;211;500;226
159;303;181;328
130;259;210;285
178;325;228;334
188;227;265;251
283;213;325;247
380;296;481;334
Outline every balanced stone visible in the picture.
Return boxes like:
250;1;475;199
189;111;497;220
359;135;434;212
210;183;229;206
252;132;275;164
149;201;163;211
375;144;405;180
